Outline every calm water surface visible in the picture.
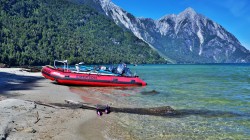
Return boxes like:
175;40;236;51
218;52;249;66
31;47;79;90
71;64;250;139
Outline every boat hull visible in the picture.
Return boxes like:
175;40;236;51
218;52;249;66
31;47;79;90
41;66;147;86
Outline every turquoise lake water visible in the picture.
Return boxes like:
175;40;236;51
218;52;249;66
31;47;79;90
70;64;250;139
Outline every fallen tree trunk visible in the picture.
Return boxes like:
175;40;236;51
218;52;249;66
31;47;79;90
24;100;66;109
64;100;176;117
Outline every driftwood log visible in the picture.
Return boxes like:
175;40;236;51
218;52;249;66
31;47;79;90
64;100;176;117
20;100;176;117
64;100;107;110
34;101;65;109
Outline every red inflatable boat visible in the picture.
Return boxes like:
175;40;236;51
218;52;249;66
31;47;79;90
41;60;147;86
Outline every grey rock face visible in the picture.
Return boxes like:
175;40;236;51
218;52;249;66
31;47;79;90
78;0;250;63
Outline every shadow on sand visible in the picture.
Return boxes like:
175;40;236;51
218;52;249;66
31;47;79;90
0;71;43;97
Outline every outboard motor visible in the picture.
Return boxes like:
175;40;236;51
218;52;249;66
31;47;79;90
116;63;126;75
124;68;132;77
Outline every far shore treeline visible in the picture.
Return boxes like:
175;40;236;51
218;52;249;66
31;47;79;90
0;0;166;66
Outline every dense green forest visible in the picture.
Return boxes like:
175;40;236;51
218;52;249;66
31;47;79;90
0;0;165;66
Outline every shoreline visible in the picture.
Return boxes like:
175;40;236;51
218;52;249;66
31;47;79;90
0;68;107;140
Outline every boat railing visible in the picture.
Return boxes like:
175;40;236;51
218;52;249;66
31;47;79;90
54;60;69;72
52;60;137;77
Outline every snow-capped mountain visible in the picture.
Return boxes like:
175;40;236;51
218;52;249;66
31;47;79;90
75;0;250;63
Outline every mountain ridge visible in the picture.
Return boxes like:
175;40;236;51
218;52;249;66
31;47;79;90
83;0;250;63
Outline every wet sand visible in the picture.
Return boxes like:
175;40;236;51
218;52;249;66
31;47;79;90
0;68;108;140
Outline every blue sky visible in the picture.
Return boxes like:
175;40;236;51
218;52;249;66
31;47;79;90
112;0;250;50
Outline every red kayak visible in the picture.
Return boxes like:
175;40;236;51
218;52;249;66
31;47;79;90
41;60;147;86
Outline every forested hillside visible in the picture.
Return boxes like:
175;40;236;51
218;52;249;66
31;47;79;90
0;0;165;66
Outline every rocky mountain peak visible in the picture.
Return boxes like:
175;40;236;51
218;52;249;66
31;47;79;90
158;7;197;21
182;7;196;15
79;0;250;63
177;7;198;23
158;14;176;22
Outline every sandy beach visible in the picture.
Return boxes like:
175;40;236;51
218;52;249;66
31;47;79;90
0;68;111;140
0;68;177;140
